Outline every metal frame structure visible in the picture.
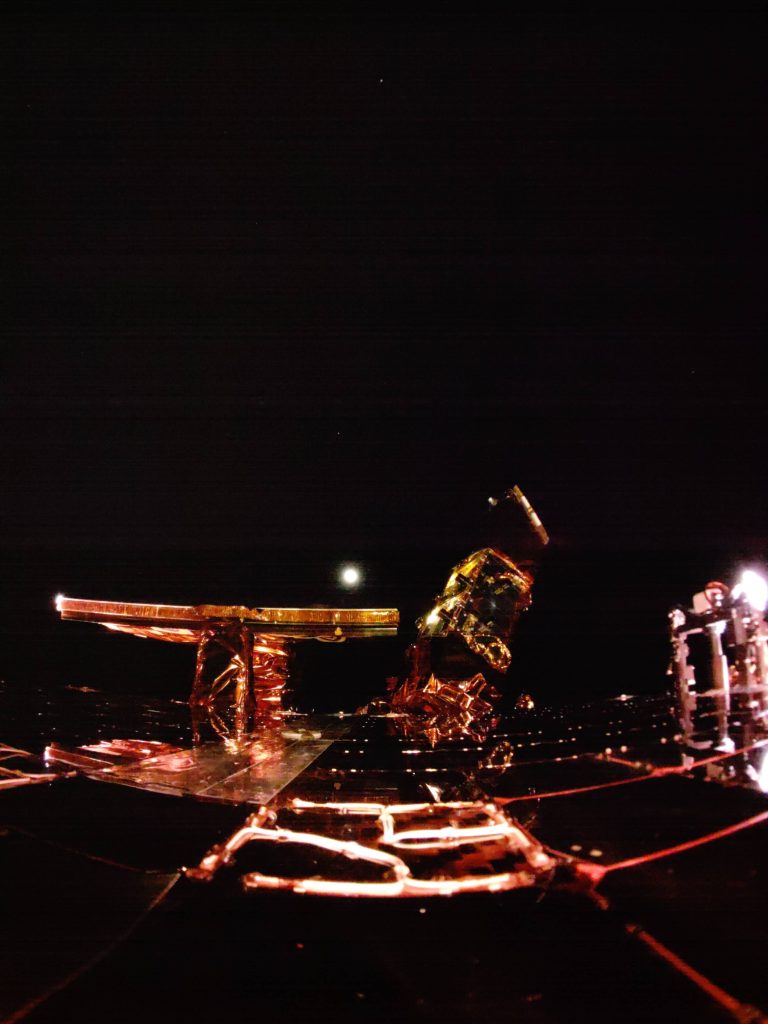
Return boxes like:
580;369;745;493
670;584;768;774
57;597;398;724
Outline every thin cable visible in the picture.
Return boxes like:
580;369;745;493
602;808;768;875
626;923;766;1023
498;737;768;805
498;772;657;804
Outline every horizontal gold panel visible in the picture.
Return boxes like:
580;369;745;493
57;596;399;630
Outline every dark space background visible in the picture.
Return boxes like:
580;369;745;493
3;5;766;709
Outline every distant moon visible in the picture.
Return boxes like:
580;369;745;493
339;565;362;587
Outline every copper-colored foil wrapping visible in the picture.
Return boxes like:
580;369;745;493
391;486;548;737
391;672;501;741
416;548;534;673
57;597;398;725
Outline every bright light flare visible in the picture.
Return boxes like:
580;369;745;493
339;565;362;588
54;594;65;611
732;570;768;613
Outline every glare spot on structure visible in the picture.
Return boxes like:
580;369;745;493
733;569;768;613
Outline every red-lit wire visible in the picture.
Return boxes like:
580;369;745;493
497;737;768;805
498;772;657;804
601;808;768;874
626;923;762;1021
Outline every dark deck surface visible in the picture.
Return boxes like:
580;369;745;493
2;682;767;1023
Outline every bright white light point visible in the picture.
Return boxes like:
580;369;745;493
339;565;361;587
733;570;768;612
425;608;440;626
54;594;65;610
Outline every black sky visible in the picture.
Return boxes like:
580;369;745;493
4;6;766;697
